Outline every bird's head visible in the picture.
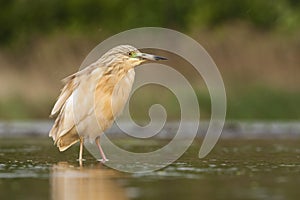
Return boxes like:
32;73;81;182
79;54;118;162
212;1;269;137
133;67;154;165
100;45;167;69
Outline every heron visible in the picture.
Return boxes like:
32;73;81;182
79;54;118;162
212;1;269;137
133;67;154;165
49;45;167;163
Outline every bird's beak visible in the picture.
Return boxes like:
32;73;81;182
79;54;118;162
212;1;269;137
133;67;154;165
136;53;167;61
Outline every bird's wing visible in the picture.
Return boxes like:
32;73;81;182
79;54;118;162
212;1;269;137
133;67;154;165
49;65;105;144
49;95;76;143
50;64;98;117
49;72;79;144
50;74;78;117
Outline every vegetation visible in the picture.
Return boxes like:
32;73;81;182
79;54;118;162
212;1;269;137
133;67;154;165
0;0;299;120
1;0;300;45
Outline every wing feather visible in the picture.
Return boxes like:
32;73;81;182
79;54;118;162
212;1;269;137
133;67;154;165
50;74;77;117
49;65;105;151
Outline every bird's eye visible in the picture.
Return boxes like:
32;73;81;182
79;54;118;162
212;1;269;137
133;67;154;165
128;51;135;57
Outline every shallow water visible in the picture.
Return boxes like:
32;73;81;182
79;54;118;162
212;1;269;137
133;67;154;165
0;137;300;200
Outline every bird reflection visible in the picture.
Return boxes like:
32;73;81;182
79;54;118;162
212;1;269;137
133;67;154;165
50;162;129;200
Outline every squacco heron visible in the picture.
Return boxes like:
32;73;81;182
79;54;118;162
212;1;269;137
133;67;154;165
49;45;167;163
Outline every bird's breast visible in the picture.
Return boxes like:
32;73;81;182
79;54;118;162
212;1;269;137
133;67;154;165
94;69;135;130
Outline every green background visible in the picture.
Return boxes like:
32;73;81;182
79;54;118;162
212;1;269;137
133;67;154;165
0;0;299;120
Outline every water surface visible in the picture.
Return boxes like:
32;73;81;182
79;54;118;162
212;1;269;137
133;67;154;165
0;137;300;200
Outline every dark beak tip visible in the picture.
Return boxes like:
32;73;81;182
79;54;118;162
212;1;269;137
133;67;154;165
154;56;168;61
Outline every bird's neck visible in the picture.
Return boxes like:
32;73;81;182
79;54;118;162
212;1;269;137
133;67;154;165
103;63;133;78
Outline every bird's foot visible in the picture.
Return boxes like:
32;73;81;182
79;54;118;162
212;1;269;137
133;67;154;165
97;158;109;163
77;158;86;167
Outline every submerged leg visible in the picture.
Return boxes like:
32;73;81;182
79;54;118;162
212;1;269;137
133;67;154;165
95;136;108;163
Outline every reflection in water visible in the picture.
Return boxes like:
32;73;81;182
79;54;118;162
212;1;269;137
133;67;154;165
50;162;129;200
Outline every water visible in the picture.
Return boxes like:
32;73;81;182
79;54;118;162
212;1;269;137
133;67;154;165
0;137;300;200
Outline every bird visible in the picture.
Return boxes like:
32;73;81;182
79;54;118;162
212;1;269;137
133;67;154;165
49;45;167;163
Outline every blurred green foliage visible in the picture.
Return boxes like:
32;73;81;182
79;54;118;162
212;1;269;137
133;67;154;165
1;86;299;120
0;96;52;119
227;87;300;120
190;0;300;29
0;0;299;120
1;0;300;45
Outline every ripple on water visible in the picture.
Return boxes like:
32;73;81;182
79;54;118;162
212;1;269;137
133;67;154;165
131;162;242;180
0;146;41;153
0;163;6;170
0;167;49;179
0;159;50;179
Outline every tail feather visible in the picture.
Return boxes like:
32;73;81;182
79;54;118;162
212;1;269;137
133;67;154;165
49;95;79;151
56;127;80;151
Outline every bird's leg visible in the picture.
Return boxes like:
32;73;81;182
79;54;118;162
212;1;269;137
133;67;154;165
77;137;85;166
95;136;109;163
